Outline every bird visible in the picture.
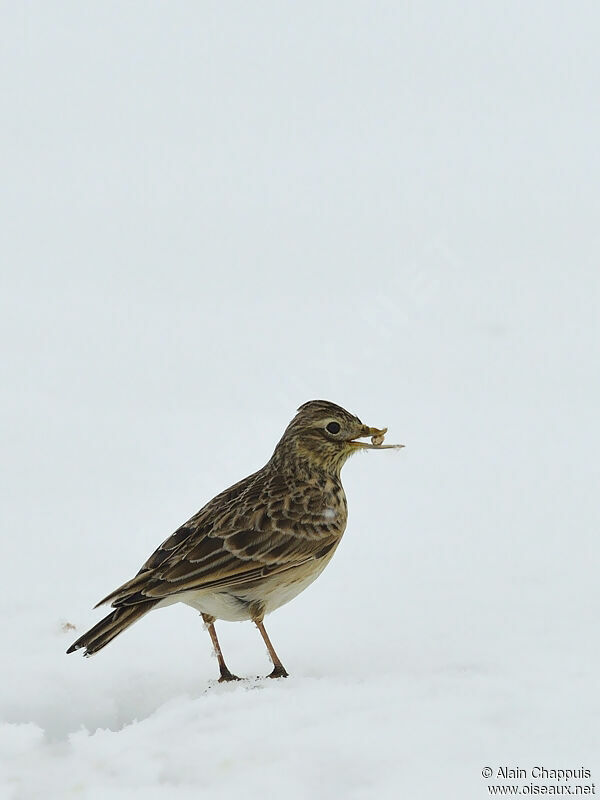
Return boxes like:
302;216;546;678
67;400;403;680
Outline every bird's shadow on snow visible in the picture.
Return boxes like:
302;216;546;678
4;624;495;742
10;673;290;742
50;663;493;741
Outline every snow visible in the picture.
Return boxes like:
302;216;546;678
2;2;600;798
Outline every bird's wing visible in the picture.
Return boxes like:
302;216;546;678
98;470;343;607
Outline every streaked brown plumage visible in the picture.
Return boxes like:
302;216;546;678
67;400;402;679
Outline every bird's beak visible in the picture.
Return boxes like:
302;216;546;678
348;425;405;450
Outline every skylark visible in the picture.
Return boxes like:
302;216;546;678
67;400;402;679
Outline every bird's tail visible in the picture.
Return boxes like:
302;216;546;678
66;599;158;656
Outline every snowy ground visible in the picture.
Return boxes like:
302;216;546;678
2;3;599;799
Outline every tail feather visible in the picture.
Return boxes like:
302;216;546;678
93;571;153;609
66;599;157;656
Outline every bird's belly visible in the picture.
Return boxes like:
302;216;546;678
177;590;252;622
175;555;335;622
258;562;330;615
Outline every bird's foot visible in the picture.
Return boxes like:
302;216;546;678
267;665;289;679
218;667;242;683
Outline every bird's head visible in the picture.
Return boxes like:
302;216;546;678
272;400;403;475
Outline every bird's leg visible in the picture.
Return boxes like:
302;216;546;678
255;619;289;678
201;613;240;682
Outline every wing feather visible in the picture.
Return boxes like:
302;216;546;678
99;467;344;608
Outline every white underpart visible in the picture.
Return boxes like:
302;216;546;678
159;553;337;622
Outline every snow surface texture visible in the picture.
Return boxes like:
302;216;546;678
2;2;599;798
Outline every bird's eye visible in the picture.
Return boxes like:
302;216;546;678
326;421;341;434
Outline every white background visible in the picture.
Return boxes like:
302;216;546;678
2;2;599;798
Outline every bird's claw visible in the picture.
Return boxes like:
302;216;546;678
218;669;242;683
267;665;289;679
